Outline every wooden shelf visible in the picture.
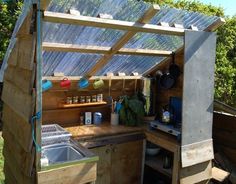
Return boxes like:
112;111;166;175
145;155;172;178
59;101;107;108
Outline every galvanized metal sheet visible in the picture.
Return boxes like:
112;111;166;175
181;30;216;167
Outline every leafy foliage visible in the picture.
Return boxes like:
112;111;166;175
215;16;236;107
119;93;145;126
0;0;23;63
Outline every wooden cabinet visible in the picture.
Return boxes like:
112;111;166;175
91;145;111;184
91;140;144;184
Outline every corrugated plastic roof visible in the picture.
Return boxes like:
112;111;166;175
1;0;221;79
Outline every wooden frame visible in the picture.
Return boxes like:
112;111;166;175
86;5;160;76
42;42;172;57
42;76;142;81
43;11;185;36
143;17;225;76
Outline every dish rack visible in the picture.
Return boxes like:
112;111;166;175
41;124;72;146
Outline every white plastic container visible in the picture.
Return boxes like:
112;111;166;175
110;113;119;126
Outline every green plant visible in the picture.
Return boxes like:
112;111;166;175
119;93;145;126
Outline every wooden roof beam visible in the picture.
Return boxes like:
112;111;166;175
42;42;172;57
43;9;185;36
85;5;161;77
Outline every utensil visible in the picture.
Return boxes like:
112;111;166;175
156;70;175;89
169;53;181;78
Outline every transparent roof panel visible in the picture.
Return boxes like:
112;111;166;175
96;55;164;76
40;0;220;76
43;52;102;76
0;0;222;80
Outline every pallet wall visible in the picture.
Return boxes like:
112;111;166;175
1;19;36;183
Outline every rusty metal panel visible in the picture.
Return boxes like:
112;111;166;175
181;30;216;167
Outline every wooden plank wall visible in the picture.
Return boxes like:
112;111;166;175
1;13;36;183
149;50;184;117
213;112;236;167
42;79;141;127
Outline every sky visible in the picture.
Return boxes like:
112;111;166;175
197;0;235;16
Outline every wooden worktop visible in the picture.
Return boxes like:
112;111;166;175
65;122;144;140
65;122;180;148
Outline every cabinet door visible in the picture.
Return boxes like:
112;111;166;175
90;145;111;184
111;140;144;184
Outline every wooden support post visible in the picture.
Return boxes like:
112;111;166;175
86;4;161;77
35;5;43;171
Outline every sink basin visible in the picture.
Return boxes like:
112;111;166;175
42;143;85;165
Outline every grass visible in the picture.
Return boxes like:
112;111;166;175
0;136;4;184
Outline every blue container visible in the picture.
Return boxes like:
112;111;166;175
42;80;53;92
93;112;102;125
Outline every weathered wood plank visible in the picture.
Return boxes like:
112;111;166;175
17;9;33;36
1;80;35;122
3;127;35;177
180;161;212;184
37;162;97;184
4;65;35;94
7;39;19;67
17;34;36;70
2;104;33;152
212;167;229;182
181;139;214;168
4;163;19;184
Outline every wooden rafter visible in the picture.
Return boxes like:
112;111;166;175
143;17;226;76
43;10;185;36
42;42;172;57
85;4;160;77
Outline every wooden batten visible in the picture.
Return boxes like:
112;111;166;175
37;162;97;184
43;11;185;36
1;80;35;122
2;104;33;152
42;42;172;57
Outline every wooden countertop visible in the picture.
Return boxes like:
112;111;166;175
66;122;180;151
65;122;144;140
